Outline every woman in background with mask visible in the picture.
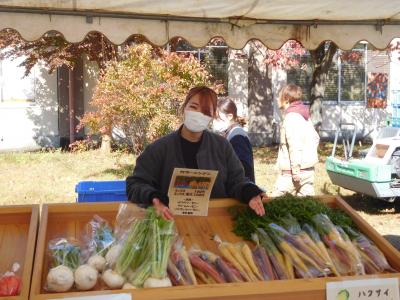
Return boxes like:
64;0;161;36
214;98;255;183
126;86;266;220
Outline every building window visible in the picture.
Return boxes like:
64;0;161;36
286;43;373;103
171;39;229;94
339;44;367;102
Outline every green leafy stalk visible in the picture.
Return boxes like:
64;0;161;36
151;217;175;279
116;219;151;274
49;239;81;270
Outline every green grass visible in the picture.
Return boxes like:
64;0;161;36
0;150;135;205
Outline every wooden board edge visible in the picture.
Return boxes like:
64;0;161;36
30;273;400;300
29;205;48;300
0;205;36;215
19;205;39;300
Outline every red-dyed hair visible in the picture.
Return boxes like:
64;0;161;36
182;86;217;117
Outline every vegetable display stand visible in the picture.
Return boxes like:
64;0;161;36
0;205;39;300
30;197;400;300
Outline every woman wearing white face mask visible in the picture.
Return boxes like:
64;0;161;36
126;86;266;220
214;98;255;183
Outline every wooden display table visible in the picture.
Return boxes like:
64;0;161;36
30;196;400;300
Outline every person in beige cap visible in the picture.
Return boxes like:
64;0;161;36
272;84;320;197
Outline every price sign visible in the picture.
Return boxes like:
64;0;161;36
168;168;218;216
327;278;399;300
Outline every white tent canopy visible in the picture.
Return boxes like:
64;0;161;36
1;0;400;49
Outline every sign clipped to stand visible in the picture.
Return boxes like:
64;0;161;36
168;168;218;216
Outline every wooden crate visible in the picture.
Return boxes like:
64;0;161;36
0;205;39;300
30;196;400;300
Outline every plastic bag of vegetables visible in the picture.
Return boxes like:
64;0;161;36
213;235;261;282
113;207;177;289
268;223;327;278
256;228;289;280
0;263;22;297
344;226;397;274
281;214;335;276
82;215;115;273
188;247;230;284
168;239;197;286
313;214;365;276
45;238;81;292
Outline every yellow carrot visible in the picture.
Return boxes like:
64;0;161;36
180;248;198;285
194;269;215;284
316;241;340;276
218;244;251;282
240;243;263;280
283;253;295;279
279;240;309;274
227;243;258;281
300;233;326;262
295;249;325;276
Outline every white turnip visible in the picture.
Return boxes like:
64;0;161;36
143;277;172;288
88;255;106;272
46;265;74;292
74;264;98;291
122;283;136;289
102;269;125;289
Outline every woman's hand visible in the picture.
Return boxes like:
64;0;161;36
292;174;301;183
248;193;266;216
152;198;174;220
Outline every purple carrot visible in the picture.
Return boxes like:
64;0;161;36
215;257;241;283
268;253;287;280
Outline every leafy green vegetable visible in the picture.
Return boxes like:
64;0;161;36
230;194;355;240
48;238;81;270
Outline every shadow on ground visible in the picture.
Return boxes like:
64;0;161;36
384;235;400;251
341;194;400;215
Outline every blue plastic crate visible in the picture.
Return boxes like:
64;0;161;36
75;180;127;202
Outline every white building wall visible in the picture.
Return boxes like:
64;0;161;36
0;57;58;151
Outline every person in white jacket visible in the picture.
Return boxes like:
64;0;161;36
272;84;320;197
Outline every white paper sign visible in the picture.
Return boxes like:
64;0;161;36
168;168;218;216
51;294;132;300
327;278;399;300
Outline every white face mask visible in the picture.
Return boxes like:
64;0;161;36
213;119;230;133
183;110;212;133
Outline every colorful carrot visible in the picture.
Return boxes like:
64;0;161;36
189;253;226;284
257;229;288;280
344;226;397;273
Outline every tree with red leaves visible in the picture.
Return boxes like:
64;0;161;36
0;29;120;75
